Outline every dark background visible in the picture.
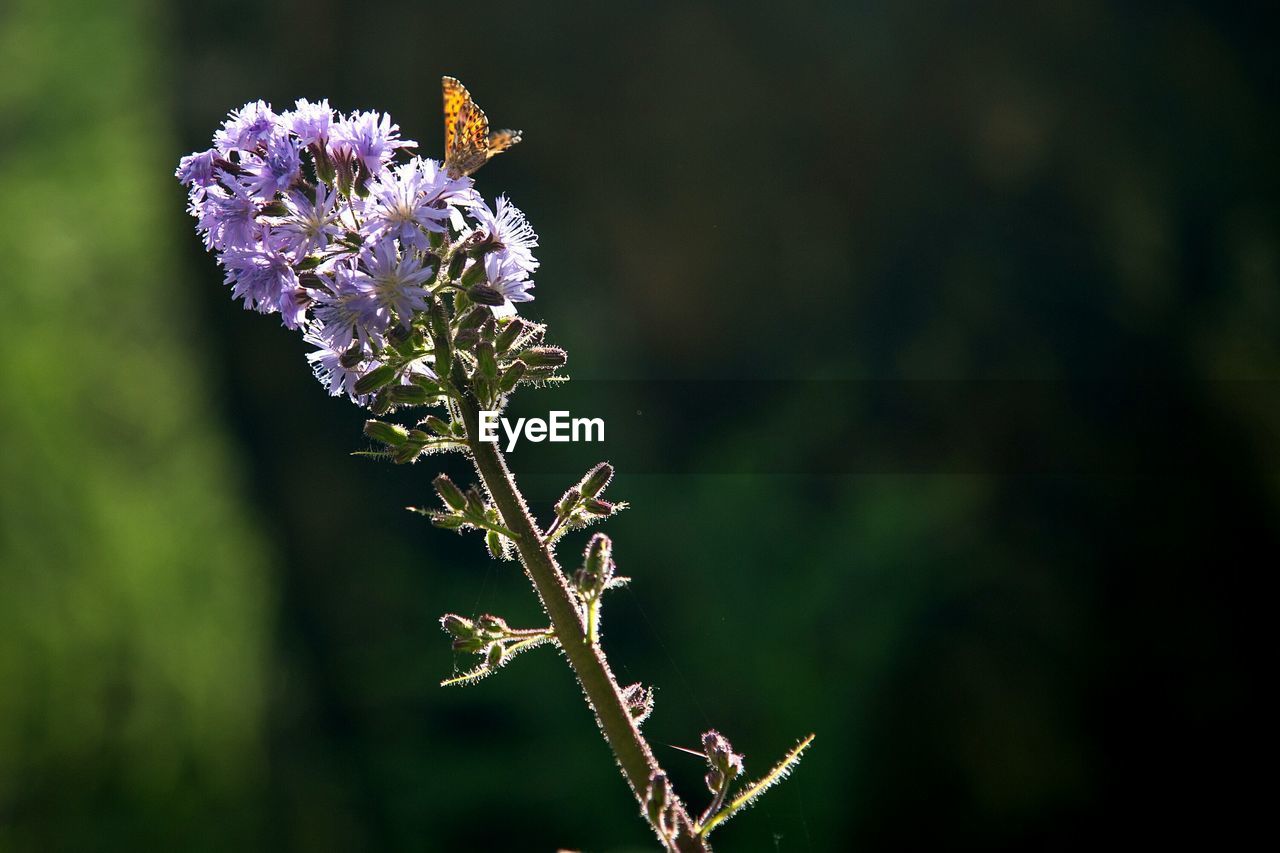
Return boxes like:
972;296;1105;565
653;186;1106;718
2;1;1277;850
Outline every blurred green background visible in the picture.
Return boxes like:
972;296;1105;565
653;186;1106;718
2;0;1276;850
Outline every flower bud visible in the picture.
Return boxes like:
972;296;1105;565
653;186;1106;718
498;360;526;394
584;533;612;581
486;643;504;668
518;346;567;369
476;613;509;635
388;384;431;404
364;419;409;446
445;251;468;281
354;363;398;394
466;283;506;306
422;415;452;437
476;340;498;380
578;463;613;499
495;318;527;353
460;257;488;287
457;304;489;331
431;513;466;530
440;614;472;639
555;488;581;518
486;529;504;559
582;498;614;516
433;474;467;512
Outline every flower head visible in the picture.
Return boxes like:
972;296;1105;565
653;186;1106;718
305;331;374;401
273;182;343;257
482;252;535;316
195;174;260;251
243;130;302;199
175;148;220;193
330;110;416;178
311;260;390;351
356;238;435;327
465;194;538;276
364;158;475;250
221;231;301;321
216;100;279;153
283;98;334;147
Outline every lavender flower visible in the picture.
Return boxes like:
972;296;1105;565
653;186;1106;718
273;182;343;257
216;100;279;153
283;98;334;147
305;331;373;400
195;174;260;251
365;159;476;251
221;232;300;321
311;261;390;351
330;110;415;178
243;131;302;199
356;238;434;328
483;252;536;312
465;194;539;276
175;148;219;193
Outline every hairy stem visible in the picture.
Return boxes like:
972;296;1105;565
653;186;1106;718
459;396;708;851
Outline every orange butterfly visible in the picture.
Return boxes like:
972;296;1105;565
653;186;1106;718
442;76;522;178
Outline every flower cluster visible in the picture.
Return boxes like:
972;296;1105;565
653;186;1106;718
177;99;539;404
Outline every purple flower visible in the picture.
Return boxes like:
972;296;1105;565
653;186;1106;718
175;148;219;193
221;232;300;319
483;252;535;315
465;194;539;276
364;159;468;250
272;182;344;257
311;261;390;350
242;131;302;199
283;98;333;147
330;110;416;177
356;238;434;327
216;100;279;153
305;331;373;400
195;174;260;251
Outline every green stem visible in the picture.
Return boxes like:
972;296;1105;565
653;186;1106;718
459;396;708;852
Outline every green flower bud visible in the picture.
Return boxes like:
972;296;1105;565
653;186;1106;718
498;360;526;393
457;305;489;331
584;533;612;579
517;346;567;369
578;462;613;499
486;643;504;668
433;474;467;512
476;614;508;634
446;250;468;281
440;614;472;639
388;384;432;404
431;513;466;530
364;419;409;447
476;340;498;381
460;257;488;287
555;488;582;518
494;318;526;352
467;283;506;306
486;529;504;559
354;364;398;394
422;415;452;437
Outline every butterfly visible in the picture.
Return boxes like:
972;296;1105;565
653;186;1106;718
442;76;522;178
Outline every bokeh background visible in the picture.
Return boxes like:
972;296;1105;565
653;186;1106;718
2;0;1277;850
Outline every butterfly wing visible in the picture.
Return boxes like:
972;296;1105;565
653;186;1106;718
442;76;522;178
442;76;472;162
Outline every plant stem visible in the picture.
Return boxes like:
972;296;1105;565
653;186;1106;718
459;396;709;851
